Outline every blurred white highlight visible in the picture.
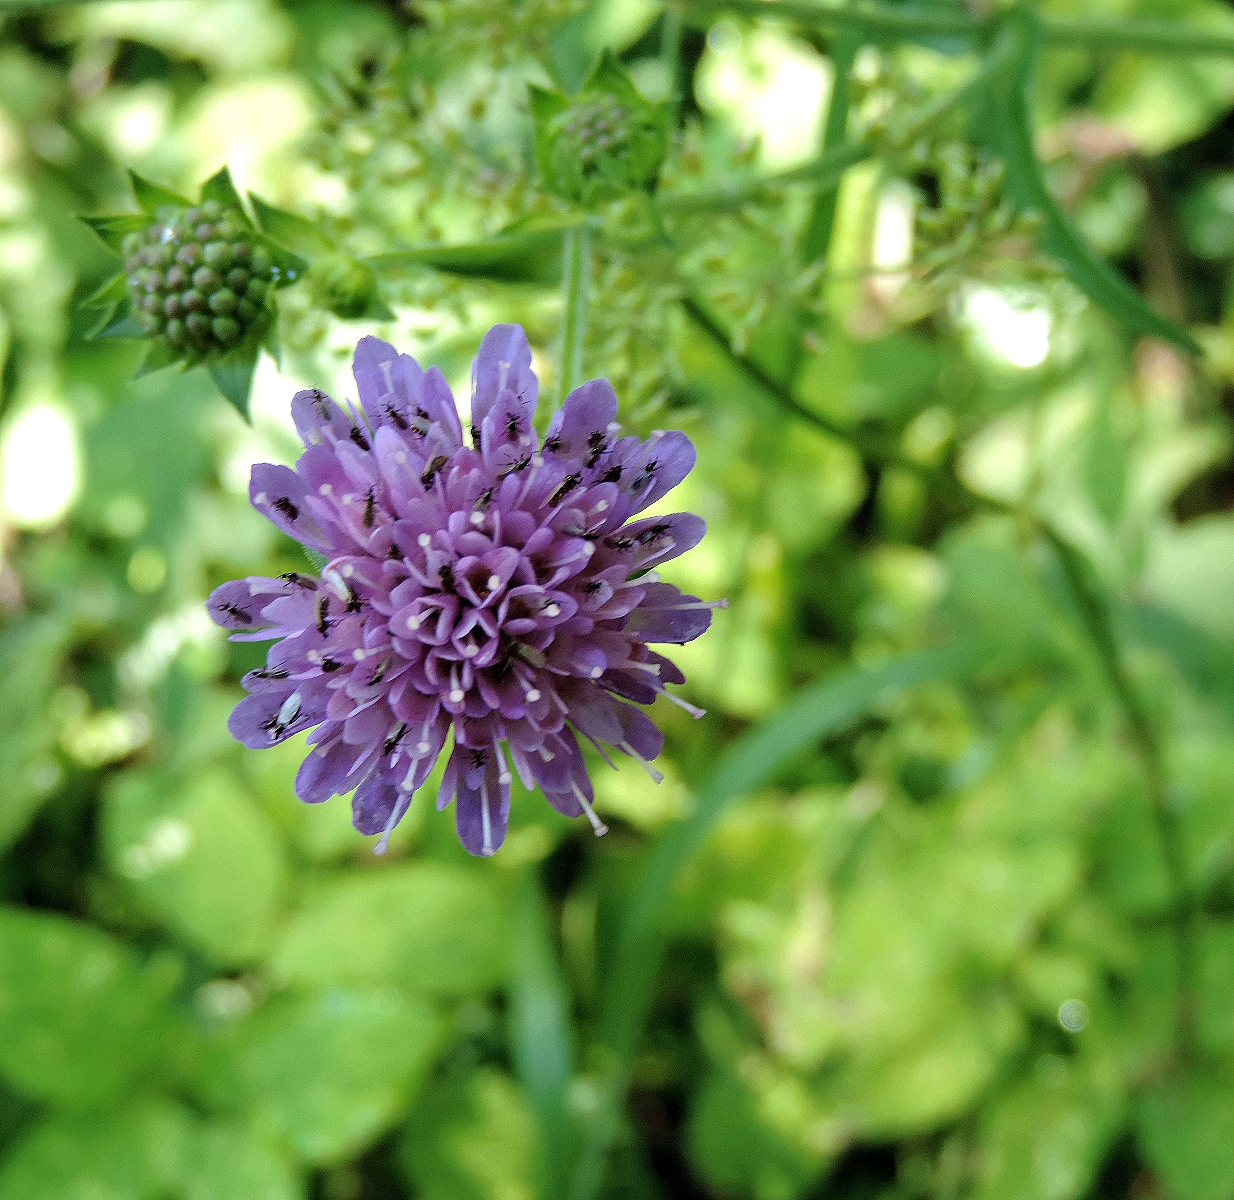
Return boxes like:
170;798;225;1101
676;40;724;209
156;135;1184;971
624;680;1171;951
0;402;81;528
961;286;1051;368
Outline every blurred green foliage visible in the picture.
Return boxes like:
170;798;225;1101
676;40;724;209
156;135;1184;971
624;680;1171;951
3;1;1234;1198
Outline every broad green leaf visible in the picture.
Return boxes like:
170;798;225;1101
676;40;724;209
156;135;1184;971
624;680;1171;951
989;15;1199;354
101;769;287;968
1137;1070;1234;1200
208;348;260;421
249;194;335;257
213;988;440;1166
399;1068;538;1200
128;169;190;215
0;908;177;1108
369;224;571;286
508;873;575;1200
972;1053;1125;1200
186;1123;304;1200
199;165;247;217
0;1098;192;1200
272;862;510;996
1083;396;1127;526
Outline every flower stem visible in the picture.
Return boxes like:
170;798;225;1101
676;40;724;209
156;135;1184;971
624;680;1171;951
557;223;592;408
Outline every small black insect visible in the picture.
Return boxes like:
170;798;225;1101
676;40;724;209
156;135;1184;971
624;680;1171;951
316;595;331;636
384;723;407;756
547;473;582;506
369;656;392;686
471;426;482;451
409;407;431;437
469;748;486;769
585;431;607;469
253;666;288;680
384;403;409;431
636;522;671;546
475;486;495;514
630;458;658;492
363;487;377;528
387;540;403;560
496;453;531;480
273;496;299;521
583;580;603;595
278;571;316;590
345;583;363;614
309;389;332;420
599;464;622;484
542;434;565;454
421;454;448;490
320;657;342;672
349;424;371;452
216;601;253;624
438;563;457;594
504;410;523;441
604;535;635;550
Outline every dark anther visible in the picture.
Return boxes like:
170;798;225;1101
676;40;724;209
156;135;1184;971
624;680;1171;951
345;583;363;613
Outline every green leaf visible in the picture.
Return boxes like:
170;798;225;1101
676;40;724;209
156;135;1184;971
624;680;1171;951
0;1099;193;1200
101;769;287;967
369;223;571;286
528;82;570;125
128;169;190;215
1197;919;1234;1057
81;214;147;254
200;165;247;217
254;233;308;285
1083;396;1127;526
249;193;336;257
509;873;575;1200
0;908;177;1107
186;1123;304;1200
271;862;510;997
212;988;440;1166
208;348;260;420
971;1053;1125;1200
989;15;1199;355
83;270;128;309
399;1068;538;1200
1137;1070;1234;1200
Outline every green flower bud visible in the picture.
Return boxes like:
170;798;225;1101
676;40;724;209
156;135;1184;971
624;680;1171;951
208;289;238;314
530;52;669;208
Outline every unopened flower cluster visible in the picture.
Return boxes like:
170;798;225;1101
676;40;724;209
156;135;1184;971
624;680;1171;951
208;326;719;855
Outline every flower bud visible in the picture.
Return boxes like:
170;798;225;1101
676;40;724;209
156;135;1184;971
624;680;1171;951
306;253;381;319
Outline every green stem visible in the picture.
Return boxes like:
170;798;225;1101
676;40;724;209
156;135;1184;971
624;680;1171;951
681;0;1234;58
799;30;859;264
558;223;592;408
661;1;684;128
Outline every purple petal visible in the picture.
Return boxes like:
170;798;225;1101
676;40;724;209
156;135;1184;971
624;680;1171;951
546;379;618;460
228;687;323;749
351;769;414;851
296;733;375;803
291;387;353;447
206;580;268;631
623;431;696;513
451;748;509;857
250;463;331;552
624;583;716;643
471;324;537;432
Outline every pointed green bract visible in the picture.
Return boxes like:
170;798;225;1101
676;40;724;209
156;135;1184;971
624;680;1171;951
208;349;260;421
370;221;570;286
199;165;246;215
128;169;191;215
249;193;336;257
82;213;149;254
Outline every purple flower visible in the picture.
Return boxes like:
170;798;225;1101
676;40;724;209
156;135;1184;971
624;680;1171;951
207;326;721;855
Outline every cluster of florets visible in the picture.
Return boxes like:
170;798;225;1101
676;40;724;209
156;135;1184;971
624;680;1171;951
559;97;632;168
208;326;721;856
123;199;276;356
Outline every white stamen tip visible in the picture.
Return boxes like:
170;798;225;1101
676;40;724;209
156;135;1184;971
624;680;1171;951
590;666;604;678
487;574;501;591
353;649;366;660
343;564;355;577
606;421;620;432
319;484;333;495
417;741;431;754
395;450;407;464
595;499;609;511
406;614;422;630
525;689;541;702
544;603;560;617
254;492;267;504
418;532;432;547
583;543;595;557
277;692;301;725
449;688;465;703
498;771;513;785
463;644;479;657
470;511;485;525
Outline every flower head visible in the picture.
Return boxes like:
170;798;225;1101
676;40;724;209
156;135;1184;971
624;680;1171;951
208;326;721;855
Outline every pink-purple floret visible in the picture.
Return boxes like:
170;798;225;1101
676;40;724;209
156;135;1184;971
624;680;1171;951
207;325;721;855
